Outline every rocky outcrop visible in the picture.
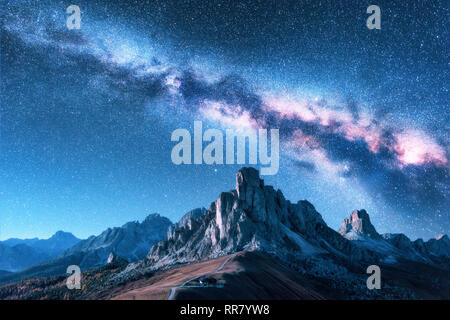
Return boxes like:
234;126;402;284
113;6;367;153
338;209;381;240
146;168;377;269
106;252;128;266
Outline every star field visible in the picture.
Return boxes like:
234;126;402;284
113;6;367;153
0;0;448;240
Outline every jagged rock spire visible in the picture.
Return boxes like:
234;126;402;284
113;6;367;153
338;209;381;239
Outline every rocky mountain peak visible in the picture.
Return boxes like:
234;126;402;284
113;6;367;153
145;168;371;270
435;234;449;241
51;230;75;238
236;167;263;196
139;214;172;230
338;209;381;240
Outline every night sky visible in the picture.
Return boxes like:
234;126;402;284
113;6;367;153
1;0;448;240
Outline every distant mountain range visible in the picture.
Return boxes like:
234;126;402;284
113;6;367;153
62;213;172;268
0;214;172;284
0;168;448;299
0;231;80;272
0;271;11;277
338;209;450;266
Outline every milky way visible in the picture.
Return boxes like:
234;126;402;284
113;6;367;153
0;0;448;240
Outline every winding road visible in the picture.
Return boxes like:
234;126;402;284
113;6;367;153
167;254;234;300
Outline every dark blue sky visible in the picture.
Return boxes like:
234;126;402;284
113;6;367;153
1;0;448;240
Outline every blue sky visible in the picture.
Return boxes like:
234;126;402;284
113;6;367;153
1;0;448;241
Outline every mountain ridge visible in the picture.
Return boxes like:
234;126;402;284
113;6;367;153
142;168;448;269
0;168;448;299
0;231;80;272
62;213;173;268
0;214;172;285
103;167;449;299
115;168;386;282
338;209;450;265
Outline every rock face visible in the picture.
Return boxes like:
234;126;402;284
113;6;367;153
106;252;128;265
146;168;375;268
338;209;381;240
106;253;115;264
170;208;207;232
64;213;172;268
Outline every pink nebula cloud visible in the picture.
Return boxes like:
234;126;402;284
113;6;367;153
262;94;448;168
198;100;259;130
393;130;448;167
